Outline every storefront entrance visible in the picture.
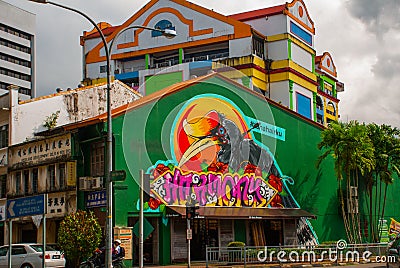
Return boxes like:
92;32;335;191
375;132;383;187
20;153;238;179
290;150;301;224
171;218;234;262
128;216;159;265
191;219;219;260
248;220;283;246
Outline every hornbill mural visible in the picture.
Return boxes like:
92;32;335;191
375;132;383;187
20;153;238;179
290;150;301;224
178;110;297;208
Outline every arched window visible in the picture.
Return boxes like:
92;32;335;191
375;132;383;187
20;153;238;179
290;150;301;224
327;101;336;116
152;20;175;37
316;96;323;110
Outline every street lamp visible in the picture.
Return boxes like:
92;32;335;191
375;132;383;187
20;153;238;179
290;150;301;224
27;1;176;268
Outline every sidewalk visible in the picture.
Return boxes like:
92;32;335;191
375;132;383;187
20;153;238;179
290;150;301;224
135;261;387;268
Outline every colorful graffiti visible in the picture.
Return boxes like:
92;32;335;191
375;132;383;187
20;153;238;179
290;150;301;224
147;95;297;208
151;166;277;207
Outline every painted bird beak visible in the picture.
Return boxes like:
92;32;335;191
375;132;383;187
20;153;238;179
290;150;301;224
178;137;217;167
178;111;222;167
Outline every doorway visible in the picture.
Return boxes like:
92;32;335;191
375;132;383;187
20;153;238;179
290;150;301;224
265;220;283;246
191;219;219;260
128;216;159;265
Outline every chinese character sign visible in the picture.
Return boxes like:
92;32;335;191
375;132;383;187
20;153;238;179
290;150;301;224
47;193;66;217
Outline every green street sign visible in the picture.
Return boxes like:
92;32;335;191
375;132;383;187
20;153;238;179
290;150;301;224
111;170;126;182
114;184;128;190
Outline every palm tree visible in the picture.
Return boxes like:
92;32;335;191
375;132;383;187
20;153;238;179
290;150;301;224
366;124;400;242
317;121;374;243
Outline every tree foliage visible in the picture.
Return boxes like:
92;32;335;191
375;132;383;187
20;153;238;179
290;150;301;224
318;121;374;243
318;121;400;243
58;210;102;267
365;124;400;242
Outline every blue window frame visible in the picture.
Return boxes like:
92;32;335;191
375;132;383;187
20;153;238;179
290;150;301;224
296;92;312;119
290;21;312;46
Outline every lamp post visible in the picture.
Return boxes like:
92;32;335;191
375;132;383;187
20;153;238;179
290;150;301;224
28;1;176;267
107;27;175;268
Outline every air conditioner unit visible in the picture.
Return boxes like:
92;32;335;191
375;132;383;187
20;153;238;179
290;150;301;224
350;186;358;197
79;177;89;191
90;177;103;189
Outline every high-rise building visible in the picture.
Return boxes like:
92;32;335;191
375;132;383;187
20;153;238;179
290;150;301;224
0;0;35;98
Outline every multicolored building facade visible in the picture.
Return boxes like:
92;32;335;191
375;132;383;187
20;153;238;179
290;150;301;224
81;0;344;127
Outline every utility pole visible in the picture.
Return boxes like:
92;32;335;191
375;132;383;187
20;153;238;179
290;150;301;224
139;170;144;268
186;197;192;268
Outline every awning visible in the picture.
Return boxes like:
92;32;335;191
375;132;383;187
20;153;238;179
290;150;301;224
166;206;316;219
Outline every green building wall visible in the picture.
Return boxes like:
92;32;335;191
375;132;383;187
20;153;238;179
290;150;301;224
110;76;345;245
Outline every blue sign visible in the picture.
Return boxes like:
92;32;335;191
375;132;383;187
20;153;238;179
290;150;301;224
86;190;106;208
245;116;286;141
7;195;45;219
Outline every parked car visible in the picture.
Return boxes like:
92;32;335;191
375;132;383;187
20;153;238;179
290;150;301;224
0;244;65;268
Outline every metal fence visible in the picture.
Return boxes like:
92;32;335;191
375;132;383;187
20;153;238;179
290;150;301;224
206;243;389;267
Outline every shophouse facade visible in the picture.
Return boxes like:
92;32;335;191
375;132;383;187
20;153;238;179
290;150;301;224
2;81;141;244
81;0;344;127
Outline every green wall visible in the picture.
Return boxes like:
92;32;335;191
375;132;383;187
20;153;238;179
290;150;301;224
111;75;345;244
144;71;183;95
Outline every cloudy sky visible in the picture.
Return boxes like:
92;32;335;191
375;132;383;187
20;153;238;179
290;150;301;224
4;0;400;127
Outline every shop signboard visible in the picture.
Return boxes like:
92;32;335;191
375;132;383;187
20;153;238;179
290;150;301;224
47;192;66;217
9;133;72;169
86;190;106;208
114;227;133;260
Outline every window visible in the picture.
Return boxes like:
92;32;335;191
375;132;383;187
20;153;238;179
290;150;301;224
296;92;312;119
152;20;175;37
327;101;336;116
48;165;56;191
99;65;107;73
0;52;31;68
0;23;32;41
0;67;31;82
11;246;27;255
15;172;21;195
91;142;104;177
23;170;30;194
252;35;265;59
0;125;8;149
0;175;6;198
290;21;312;46
32;168;38;193
59;163;66;189
0;82;31;96
0;37;31;54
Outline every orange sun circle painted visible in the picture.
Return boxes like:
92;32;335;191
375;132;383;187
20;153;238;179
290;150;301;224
172;95;251;172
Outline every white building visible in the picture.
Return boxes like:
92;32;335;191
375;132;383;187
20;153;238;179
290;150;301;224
0;0;36;98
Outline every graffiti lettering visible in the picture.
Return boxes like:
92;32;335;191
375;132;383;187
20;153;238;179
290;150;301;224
151;168;277;208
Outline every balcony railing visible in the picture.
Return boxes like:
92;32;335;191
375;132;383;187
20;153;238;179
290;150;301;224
183;52;229;63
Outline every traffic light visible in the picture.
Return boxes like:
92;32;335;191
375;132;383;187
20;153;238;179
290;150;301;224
191;206;200;220
186;206;191;220
186;205;200;220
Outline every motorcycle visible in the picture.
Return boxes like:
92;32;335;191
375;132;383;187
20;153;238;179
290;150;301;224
79;249;125;268
79;248;103;268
